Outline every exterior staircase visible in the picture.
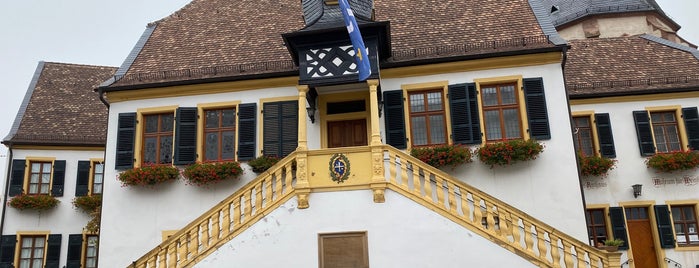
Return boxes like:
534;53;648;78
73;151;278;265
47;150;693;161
128;145;621;268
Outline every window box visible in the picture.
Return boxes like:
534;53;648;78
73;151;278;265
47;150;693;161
72;195;102;214
476;139;544;168
578;154;616;177
645;150;699;173
410;144;472;169
248;155;281;173
117;165;179;186
182;161;243;186
8;194;60;211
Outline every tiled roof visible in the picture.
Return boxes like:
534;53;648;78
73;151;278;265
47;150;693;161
3;62;117;146
565;35;699;98
541;0;672;27
105;0;557;88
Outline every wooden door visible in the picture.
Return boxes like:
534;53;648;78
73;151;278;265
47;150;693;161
327;119;367;148
625;207;659;268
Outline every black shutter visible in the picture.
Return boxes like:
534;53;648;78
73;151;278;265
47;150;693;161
682;107;699;150
263;102;281;157
66;234;83;268
654;205;676;248
75;161;91;196
51;160;66;197
174;107;198;165
595;113;616;158
523;78;551;140
116;113;137;169
383;90;406;149
9;159;25;197
0;235;16;268
449;83;481;144
45;234;61;268
608;207;629;250
238;103;257;161
633;110;655;156
280;101;298;157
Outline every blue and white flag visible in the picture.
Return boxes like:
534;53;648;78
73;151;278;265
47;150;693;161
338;0;371;81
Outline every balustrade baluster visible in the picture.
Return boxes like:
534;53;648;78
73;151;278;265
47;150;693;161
146;255;156;268
232;199;242;229
460;190;472;222
485;204;496;236
409;163;420;194
265;177;273;206
167;243;177;268
446;182;457;215
221;203;231;237
158;250;167;268
523;222;534;254
254;184;263;215
189;229;199;256
473;196;484;230
576;247;588;268
423;170;433;202
243;191;252;223
200;221;210;250
274;173;283;198
562;240;574;268
549;234;562;268
434;176;445;209
512;217;522;249
211;211;220;242
536;228;547;260
388;153;397;184
177;236;187;266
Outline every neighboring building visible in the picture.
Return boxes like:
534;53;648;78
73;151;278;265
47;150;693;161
0;62;116;268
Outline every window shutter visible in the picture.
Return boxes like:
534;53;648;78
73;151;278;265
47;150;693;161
608;207;629;250
66;234;83;268
682;107;699;150
9;159;25;197
523;77;551;140
174;107;198;165
633;110;655;156
75;161;91;196
449;83;481;144
51;160;66;197
383;90;406;149
594;113;616;158
654;205;676;248
116;112;137;169
45;234;61;268
237;103;257;161
280;101;299;157
0;235;16;267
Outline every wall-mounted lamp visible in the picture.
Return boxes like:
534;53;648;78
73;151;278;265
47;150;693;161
306;107;316;124
632;184;642;198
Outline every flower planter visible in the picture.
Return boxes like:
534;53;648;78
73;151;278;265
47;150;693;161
248;155;281;173
410;144;472;169
72;195;102;213
118;165;179;186
8;194;60;211
578;154;616;177
645;150;699;173
476;139;544;168
183;161;243;186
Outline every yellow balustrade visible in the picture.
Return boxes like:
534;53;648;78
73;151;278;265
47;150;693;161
128;145;621;268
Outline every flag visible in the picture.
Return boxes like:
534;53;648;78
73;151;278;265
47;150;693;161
338;0;372;81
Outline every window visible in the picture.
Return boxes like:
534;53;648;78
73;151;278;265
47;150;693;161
27;162;51;195
203;108;236;161
651;111;681;153
318;232;368;268
91;162;104;195
634;106;699;155
84;235;98;268
586;209;609;245
481;83;522;141
408;90;447;146
142;113;174;165
672;205;699;246
571;112;616;158
19;236;45;268
573;116;595;156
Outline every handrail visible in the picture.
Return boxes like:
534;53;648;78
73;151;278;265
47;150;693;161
129;153;299;268
664;257;682;268
380;145;621;268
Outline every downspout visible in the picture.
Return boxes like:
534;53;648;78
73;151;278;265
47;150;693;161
98;87;110;109
0;145;13;237
97;87;110;259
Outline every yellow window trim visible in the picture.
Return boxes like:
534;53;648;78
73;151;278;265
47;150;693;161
644;105;691;151
319;91;371;148
11;145;104;151
88;159;104;195
474;75;529;144
259;96;298;155
571;111;601;157
665;200;699;250
134;106;179;168
401;81;451;150
81;233;99;268
23;157;56;195
197;101;242;162
585;204;611;245
14;231;50;267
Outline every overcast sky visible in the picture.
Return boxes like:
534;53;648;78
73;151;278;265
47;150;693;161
0;0;697;173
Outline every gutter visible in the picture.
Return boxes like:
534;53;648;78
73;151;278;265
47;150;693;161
0;146;13;237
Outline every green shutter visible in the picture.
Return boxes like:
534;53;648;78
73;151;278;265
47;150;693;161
633;110;655;156
0;235;16;267
174;107;198;165
523;78;550;140
263;101;298;157
449;83;481;144
116;113;137;169
654;205;676;248
9;159;25;197
75;161;91;196
237;103;257;160
45;234;61;268
383;90;406;149
682;107;699;150
594;113;616;158
280;101;298;157
66;234;83;268
51;160;66;197
608;207;629;250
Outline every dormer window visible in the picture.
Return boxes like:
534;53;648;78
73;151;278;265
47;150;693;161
551;5;559;14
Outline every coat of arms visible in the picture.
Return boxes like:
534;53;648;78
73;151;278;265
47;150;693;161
329;153;351;183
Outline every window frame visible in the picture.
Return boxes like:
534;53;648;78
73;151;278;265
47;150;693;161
14;232;49;268
318;231;369;268
572;111;600;157
134;106;178;168
474;75;529;144
89;159;104;195
319;91;370;149
644;106;691;153
585;205;611;246
82;234;98;268
22;158;55;196
401;81;453;150
407;89;448;147
667;202;699;250
197;101;241;162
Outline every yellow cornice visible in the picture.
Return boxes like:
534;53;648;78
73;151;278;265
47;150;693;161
106;76;300;103
12;145;104;151
570;91;699;105
381;52;562;78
